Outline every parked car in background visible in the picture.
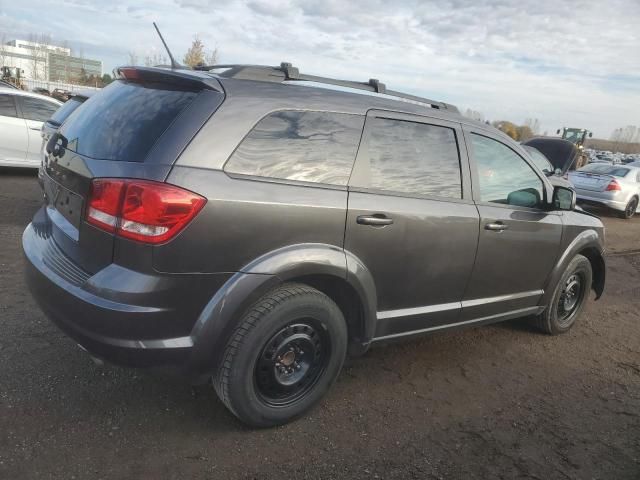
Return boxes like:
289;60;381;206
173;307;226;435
24;64;606;427
522;145;573;189
569;164;640;218
0;89;62;168
51;89;73;102
41;91;94;144
522;138;582;175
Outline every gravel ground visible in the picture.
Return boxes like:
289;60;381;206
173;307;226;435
0;168;638;480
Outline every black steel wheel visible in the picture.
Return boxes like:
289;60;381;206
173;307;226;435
255;321;330;407
532;254;592;335
214;283;347;427
555;272;586;328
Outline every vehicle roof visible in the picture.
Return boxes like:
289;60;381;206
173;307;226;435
0;88;63;104
213;74;502;137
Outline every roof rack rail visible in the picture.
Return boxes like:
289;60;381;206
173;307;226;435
195;62;458;112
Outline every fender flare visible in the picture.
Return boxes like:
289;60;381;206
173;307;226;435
186;243;377;379
541;229;606;306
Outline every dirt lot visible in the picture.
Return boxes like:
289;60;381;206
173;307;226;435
0;169;638;480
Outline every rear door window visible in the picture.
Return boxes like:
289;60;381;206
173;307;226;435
224;110;364;186
59;80;197;162
20;97;59;122
0;94;18;118
351;117;463;199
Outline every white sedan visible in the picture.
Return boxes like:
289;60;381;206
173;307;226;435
0;88;62;168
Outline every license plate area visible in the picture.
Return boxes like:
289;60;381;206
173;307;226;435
43;174;84;230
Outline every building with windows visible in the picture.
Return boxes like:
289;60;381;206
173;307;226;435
1;39;102;83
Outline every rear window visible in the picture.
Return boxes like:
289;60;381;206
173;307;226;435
48;97;84;126
59;80;197;162
580;164;630;177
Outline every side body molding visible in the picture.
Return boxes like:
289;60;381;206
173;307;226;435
541;228;606;306
187;243;377;379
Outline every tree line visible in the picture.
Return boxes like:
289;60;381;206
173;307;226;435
464;109;640;151
464;109;543;141
128;35;219;69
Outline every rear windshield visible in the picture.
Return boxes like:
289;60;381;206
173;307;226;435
48;97;84;126
580;164;630;177
59;80;197;162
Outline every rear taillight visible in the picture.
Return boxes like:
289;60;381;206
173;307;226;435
606;179;622;191
87;179;126;233
86;179;206;244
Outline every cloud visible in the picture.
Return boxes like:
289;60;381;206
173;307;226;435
2;0;639;137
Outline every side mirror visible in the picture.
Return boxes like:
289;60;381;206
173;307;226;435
554;168;563;176
553;186;576;211
589;132;593;138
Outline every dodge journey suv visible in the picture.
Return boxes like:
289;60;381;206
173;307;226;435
24;63;606;427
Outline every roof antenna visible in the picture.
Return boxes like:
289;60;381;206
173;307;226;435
153;22;180;69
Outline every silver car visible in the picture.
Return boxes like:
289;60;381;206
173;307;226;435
569;163;640;219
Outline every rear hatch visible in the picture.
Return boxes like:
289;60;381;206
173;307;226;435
41;67;224;274
569;165;630;192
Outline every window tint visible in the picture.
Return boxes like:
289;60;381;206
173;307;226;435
0;94;17;118
353;117;462;199
225;111;364;186
21;97;59;122
59;80;197;162
48;97;84;126
471;134;544;209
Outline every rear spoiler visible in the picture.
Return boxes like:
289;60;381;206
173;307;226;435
114;66;223;92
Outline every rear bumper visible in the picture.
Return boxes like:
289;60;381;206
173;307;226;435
23;217;230;369
574;190;627;211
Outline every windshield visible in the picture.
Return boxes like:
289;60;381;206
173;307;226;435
579;164;630;177
562;128;585;144
48;97;85;126
524;146;553;173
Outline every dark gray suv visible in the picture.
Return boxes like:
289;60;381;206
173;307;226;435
23;64;606;427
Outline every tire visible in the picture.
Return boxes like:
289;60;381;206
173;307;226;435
619;197;638;219
532;254;592;335
213;283;347;427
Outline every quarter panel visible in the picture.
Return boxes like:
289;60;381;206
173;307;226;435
158;167;348;273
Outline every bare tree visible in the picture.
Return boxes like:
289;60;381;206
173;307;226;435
206;46;219;66
463;108;484;122
524;118;540;135
127;51;139;66
183;35;205;67
27;33;51;80
0;33;7;69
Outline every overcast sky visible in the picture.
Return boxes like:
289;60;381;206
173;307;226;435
2;0;639;137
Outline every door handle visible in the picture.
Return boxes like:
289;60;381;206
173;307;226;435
29;127;41;131
485;222;508;232
357;215;394;226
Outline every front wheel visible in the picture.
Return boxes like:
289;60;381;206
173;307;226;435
619;197;638;219
213;283;347;427
532;254;592;335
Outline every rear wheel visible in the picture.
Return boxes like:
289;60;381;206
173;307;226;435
213;283;347;427
532;254;592;335
620;197;638;219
